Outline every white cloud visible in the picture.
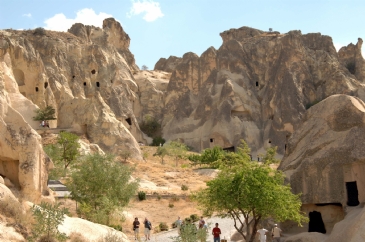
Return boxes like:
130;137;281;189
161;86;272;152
127;0;164;22
44;8;113;32
23;13;32;18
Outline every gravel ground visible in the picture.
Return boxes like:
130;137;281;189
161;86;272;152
131;216;241;242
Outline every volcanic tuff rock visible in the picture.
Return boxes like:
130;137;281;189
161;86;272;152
0;18;144;160
279;95;365;205
156;27;365;157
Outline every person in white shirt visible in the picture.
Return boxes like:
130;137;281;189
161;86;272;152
257;226;268;242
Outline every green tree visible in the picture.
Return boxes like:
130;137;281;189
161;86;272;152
29;202;68;242
67;153;138;225
193;161;307;242
139;115;161;138
262;146;280;165
200;146;225;166
165;141;189;167
44;131;80;179
33;105;56;121
153;146;168;164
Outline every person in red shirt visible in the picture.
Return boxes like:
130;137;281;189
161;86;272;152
212;223;221;242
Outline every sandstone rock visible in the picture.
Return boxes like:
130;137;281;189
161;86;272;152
78;139;105;156
324;206;365;242
158;26;364;158
154;55;183;72
0;183;22;218
283;232;328;242
58;216;129;241
1;17;145;160
4;178;14;188
279;95;365;205
0;176;3;185
0;221;25;242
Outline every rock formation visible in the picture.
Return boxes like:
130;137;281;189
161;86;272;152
156;27;365;158
0;18;144;161
278;94;365;233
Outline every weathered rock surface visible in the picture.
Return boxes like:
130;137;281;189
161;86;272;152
324;206;365;242
157;27;365;157
0;58;51;201
283;232;328;242
58;216;130;241
0;17;144;159
279;95;365;205
154;55;183;72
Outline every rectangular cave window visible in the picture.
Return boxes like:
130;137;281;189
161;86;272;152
83;82;86;86
44;82;48;88
346;181;360;206
256;81;259;87
35;87;39;92
125;118;132;126
210;138;214;143
96;82;100;87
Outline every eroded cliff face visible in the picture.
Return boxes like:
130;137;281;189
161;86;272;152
0;18;143;161
157;27;365;157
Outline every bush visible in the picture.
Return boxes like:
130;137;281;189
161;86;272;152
159;222;169;231
181;185;189;191
110;224;122;232
190;214;199;222
168;203;174;208
138;191;146;201
97;230;124;242
171;195;180;202
157;195;161;200
151;136;166;146
69;233;88;242
139;115;161;138
33;27;46;36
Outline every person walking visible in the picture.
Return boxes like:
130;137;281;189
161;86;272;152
272;224;282;242
257;225;268;242
199;216;205;229
133;217;140;240
212;223;221;242
175;216;183;235
144;217;152;240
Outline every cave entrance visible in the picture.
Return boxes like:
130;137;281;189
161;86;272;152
223;146;235;152
96;82;100;87
0;158;20;189
81;124;88;139
125;118;132;126
346;181;359;206
308;211;326;234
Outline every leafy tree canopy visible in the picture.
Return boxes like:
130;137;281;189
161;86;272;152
33;105;56;121
193;141;308;242
67;153;138;225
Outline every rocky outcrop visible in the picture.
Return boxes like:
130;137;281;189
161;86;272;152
154;55;183;72
279;95;365;205
0;17;144;160
158;27;364;157
0;51;51;201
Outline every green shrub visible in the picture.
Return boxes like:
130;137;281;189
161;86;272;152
171;195;180;202
157;195;161;200
151;137;166;146
33;27;46;36
181;185;189;191
159;222;169;231
168;203;174;208
138;191;146;201
139;115;161;138
190;214;199;222
110;224;122;232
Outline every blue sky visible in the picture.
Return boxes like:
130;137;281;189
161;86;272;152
1;0;365;70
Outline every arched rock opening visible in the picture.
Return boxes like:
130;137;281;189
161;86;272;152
13;69;25;86
308;211;326;234
0;157;20;189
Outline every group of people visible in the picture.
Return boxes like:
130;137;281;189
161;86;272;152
39;120;50;128
132;217;152;241
257;224;282;242
133;216;282;242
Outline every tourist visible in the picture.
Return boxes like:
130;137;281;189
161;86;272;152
257;225;268;242
175;216;183;235
198;216;205;229
133;217;140;240
212;223;221;242
272;224;282;242
144;217;152;240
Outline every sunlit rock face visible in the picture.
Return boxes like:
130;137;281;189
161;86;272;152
0;18;144;160
158;27;365;157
